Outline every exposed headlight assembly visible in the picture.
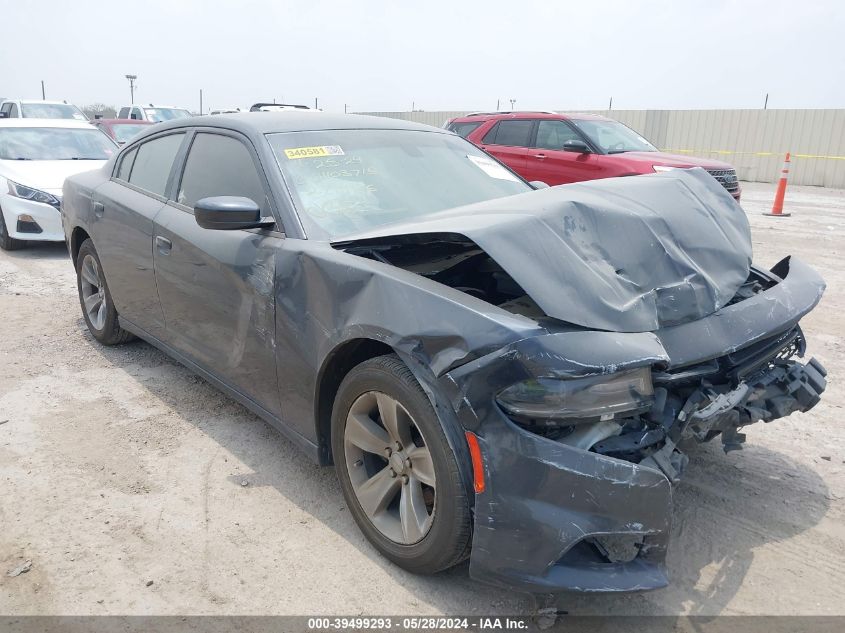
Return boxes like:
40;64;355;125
7;180;60;208
496;367;654;425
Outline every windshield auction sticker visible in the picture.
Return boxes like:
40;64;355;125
284;145;345;159
467;154;520;182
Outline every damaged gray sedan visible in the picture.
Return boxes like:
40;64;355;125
61;113;827;592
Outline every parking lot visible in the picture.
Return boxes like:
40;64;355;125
0;181;843;617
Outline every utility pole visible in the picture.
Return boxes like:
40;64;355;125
496;99;500;110
609;96;613;110
763;93;769;110
509;99;516;111
199;89;203;115
41;81;46;100
315;97;319;110
125;74;137;104
344;103;348;114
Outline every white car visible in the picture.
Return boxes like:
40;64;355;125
116;104;192;122
0;99;88;121
0;119;117;250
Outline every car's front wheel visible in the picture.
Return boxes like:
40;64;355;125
331;354;471;574
75;238;134;345
0;207;25;251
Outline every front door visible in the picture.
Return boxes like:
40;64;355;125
527;120;603;185
152;130;283;416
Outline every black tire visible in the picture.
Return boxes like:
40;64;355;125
0;208;26;251
75;238;135;345
331;354;471;574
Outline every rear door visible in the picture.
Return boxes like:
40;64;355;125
528;119;604;185
91;132;186;337
152;130;283;417
477;120;533;177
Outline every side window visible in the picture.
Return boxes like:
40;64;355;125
481;123;499;144
116;147;138;181
176;133;266;210
127;133;184;196
130;107;142;120
448;121;482;139
10;104;20;118
482;120;533;147
534;120;583;150
0;103;11;117
118;107;129;118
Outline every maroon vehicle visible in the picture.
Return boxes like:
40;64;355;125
446;112;741;201
89;118;153;145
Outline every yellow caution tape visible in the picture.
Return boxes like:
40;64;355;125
664;149;845;160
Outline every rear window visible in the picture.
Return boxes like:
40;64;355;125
142;107;192;123
21;103;87;120
481;120;533;147
448;121;482;138
111;124;149;144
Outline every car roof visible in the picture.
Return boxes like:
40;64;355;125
146;111;444;136
450;111;611;123
0;118;95;129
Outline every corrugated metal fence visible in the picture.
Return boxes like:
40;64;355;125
356;109;845;188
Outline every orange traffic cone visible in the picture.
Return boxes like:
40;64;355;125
764;152;792;217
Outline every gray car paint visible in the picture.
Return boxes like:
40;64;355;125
62;112;827;593
334;168;752;332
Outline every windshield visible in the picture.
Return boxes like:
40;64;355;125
0;128;116;160
111;123;149;143
570;119;657;154
21;103;87;121
267;129;531;238
143;107;192;122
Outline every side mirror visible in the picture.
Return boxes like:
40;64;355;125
529;180;550;189
194;196;273;230
563;139;590;154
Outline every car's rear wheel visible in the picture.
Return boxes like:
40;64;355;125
75;239;134;345
331;354;471;574
0;207;26;251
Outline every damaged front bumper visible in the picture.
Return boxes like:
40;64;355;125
469;413;674;592
440;256;827;592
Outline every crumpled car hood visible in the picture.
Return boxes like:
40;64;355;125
335;168;752;333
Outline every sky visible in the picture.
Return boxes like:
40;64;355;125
1;0;843;114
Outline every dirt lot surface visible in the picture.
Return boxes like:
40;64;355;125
1;182;844;617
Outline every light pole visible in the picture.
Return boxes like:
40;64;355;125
125;74;137;105
509;99;516;111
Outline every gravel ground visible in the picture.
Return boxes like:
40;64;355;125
0;181;843;617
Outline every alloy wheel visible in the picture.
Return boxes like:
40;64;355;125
80;254;107;330
344;391;436;544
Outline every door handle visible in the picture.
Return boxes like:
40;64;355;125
93;202;105;218
155;236;172;255
533;153;547;160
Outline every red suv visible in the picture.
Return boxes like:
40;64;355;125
446;112;741;201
